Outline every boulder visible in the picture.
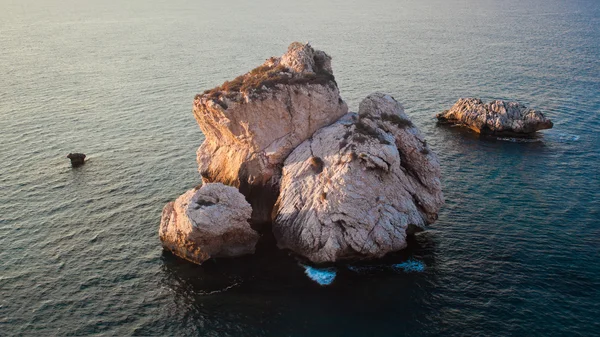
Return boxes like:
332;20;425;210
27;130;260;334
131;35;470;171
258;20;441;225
193;42;348;225
66;153;86;167
272;93;444;263
159;183;258;264
436;98;553;136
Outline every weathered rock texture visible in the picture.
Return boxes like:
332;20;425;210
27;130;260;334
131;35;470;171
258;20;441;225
436;98;553;136
273;93;444;263
194;42;348;224
159;183;258;264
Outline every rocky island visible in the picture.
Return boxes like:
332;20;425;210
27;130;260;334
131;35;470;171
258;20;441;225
436;98;553;136
160;42;444;264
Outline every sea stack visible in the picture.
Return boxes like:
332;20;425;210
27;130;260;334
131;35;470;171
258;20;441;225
193;42;348;225
436;98;553;136
67;153;86;167
160;42;444;264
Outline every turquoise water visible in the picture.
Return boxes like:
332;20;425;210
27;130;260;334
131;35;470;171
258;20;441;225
1;0;599;335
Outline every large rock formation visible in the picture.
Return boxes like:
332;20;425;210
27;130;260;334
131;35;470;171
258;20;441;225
160;43;446;266
159;183;258;264
436;98;553;136
272;93;444;263
193;42;348;224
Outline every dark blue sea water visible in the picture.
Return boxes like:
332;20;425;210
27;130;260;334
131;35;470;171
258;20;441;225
1;0;599;335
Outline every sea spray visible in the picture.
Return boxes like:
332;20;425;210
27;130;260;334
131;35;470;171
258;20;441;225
302;265;337;285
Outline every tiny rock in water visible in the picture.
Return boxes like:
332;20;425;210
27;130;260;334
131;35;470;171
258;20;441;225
67;153;86;167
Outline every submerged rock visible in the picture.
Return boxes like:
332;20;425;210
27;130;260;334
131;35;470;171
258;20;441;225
273;93;444;263
193;42;348;225
66;153;86;167
436;98;553;136
159;183;258;264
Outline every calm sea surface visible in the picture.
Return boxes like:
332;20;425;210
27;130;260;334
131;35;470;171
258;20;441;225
1;0;599;335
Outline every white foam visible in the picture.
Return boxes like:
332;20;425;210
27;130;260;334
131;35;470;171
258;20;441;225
558;133;580;142
302;265;337;285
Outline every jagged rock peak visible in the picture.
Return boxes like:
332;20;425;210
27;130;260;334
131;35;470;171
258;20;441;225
196;42;336;107
193;42;348;225
280;42;333;74
436;98;553;136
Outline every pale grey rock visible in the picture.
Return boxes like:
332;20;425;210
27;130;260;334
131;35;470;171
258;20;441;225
279;42;333;74
273;93;444;263
280;42;316;73
436;98;553;136
159;183;258;264
194;42;347;225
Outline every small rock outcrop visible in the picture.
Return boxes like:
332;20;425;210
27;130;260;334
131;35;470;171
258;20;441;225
67;153;86;167
193;42;348;225
159;183;258;264
272;93;444;263
436;98;553;136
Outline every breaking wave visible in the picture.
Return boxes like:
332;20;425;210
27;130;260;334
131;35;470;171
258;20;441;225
301;265;337;285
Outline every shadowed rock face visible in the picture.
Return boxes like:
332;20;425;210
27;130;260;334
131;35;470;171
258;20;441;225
159;183;258;264
272;93;444;263
436;98;553;136
193;42;348;225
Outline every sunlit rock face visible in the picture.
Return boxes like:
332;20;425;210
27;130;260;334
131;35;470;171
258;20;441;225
161;44;446;266
193;42;348;225
436;98;553;136
159;183;258;264
273;93;444;263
